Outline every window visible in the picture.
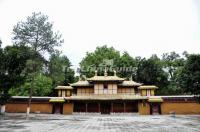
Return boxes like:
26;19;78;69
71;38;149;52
117;88;134;95
147;90;151;96
66;90;71;96
104;83;108;89
62;90;65;97
94;84;117;94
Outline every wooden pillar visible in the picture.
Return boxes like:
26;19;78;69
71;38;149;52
124;102;126;113
58;90;61;97
86;103;88;112
98;103;100;113
111;102;113;113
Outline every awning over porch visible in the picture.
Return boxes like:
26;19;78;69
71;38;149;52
65;95;147;101
49;97;65;103
148;97;163;102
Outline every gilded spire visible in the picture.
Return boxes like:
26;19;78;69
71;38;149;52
95;70;98;76
104;67;107;76
113;70;116;76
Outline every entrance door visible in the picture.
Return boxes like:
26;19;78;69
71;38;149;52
74;102;86;112
150;103;161;115
53;103;63;114
101;103;111;114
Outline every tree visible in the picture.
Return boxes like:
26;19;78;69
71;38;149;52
48;53;75;94
162;52;184;79
136;56;169;95
161;52;185;94
80;45;121;77
117;51;137;78
64;68;75;85
13;12;63;53
0;45;31;114
9;74;52;96
178;54;200;99
12;12;63;115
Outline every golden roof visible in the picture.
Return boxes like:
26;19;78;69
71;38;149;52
55;86;73;90
138;85;158;89
87;76;125;82
118;81;142;86
70;81;93;87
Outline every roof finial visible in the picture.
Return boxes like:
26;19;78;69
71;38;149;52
113;70;116;76
95;70;98;76
104;67;107;76
129;75;133;81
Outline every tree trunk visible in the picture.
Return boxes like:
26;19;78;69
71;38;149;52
27;62;36;116
26;51;37;116
0;105;6;114
27;76;33;116
27;89;32;115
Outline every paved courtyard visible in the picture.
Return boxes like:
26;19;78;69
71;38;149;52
0;113;200;132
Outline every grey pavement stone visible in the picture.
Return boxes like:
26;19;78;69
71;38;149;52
0;113;199;132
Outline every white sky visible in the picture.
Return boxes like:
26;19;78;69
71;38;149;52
0;0;200;71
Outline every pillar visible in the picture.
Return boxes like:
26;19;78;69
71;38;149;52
98;103;100;113
86;103;88;112
111;102;113;113
124;102;126;112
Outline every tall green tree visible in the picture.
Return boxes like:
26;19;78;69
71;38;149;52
12;12;63;115
178;54;200;99
136;55;169;95
49;53;75;88
0;45;31;113
80;45;121;77
117;51;137;78
162;52;185;94
162;52;184;79
13;12;63;53
9;74;52;96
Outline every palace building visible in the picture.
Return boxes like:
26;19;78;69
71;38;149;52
5;70;200;115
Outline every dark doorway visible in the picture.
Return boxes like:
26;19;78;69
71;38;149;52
150;103;161;115
52;103;63;114
88;103;99;112
74;102;86;112
113;103;124;113
126;102;138;112
101;103;111;114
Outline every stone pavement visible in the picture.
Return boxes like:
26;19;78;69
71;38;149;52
0;114;200;132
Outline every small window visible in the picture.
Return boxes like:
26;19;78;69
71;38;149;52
147;90;151;96
104;83;108;89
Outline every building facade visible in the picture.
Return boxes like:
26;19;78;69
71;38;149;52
5;71;200;115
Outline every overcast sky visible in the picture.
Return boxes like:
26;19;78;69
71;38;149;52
0;0;200;70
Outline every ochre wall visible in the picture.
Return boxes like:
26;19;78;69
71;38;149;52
138;102;150;115
6;103;53;113
63;103;73;114
161;102;200;114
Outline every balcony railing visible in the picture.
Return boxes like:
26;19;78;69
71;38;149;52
72;92;141;96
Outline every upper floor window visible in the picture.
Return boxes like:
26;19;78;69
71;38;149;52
104;83;108;89
147;90;151;96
